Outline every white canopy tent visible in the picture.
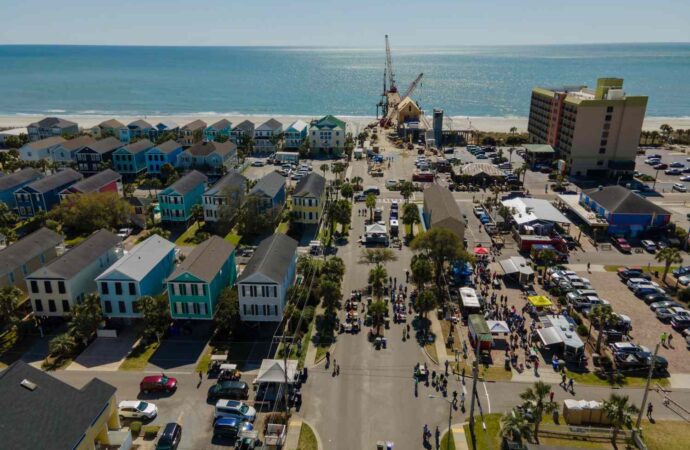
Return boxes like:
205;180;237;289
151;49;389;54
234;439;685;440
254;359;298;384
487;320;510;334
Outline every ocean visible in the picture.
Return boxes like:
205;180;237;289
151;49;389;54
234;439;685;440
0;43;688;118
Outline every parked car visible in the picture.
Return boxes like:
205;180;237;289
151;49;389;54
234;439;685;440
215;400;257;422
573;296;608;311
207;381;249;401
611;237;632;253
670;162;685;168
626;278;656;290
617;267;651;281
680;175;690;182
672;266;690;278
665;168;683;175
118;401;158;420
385;179;398;189
610;342;649;356
156;423;182;450
644;158;661;165
473;206;485;217
354;193;366;202
644;293;673;305
140;375;177;394
251;160;265;167
657;307;690;322
635;286;666;298
363;186;380;196
213;417;242;440
677;275;690;286
640;240;657;253
653;163;668;170
650;300;683;312
615;350;668;373
672;183;687;192
671;315;690;331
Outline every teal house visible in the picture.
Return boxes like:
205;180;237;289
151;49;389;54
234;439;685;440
159;170;208;224
205;119;233;142
166;236;236;320
112;139;154;178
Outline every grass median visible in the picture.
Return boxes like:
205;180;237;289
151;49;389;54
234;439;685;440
297;422;318;450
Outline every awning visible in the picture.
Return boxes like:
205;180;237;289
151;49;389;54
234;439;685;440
474;246;490;256
487;320;510;334
254;359;298;384
537;327;563;346
499;256;535;277
528;295;553;308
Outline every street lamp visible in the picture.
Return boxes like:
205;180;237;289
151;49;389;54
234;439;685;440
428;394;453;449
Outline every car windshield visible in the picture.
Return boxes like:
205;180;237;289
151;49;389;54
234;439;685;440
160;376;168;384
137;401;149;411
240;404;249;414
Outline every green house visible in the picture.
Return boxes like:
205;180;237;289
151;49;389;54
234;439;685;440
166;236;236;320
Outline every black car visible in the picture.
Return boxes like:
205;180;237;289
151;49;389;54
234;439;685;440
618;268;651;281
644;293;673;305
156;423;182;450
207;381;249;401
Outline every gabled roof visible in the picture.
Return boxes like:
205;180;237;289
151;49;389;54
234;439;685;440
153;139;183;154
312;115;346;130
209;119;232;130
583;185;670;215
59;135;96;151
97;119;125;129
0;168;42;192
182;119;207;131
0;361;116;450
234;120;255;133
502;197;571;225
461;163;506;177
0;227;63;274
238;234;297;284
286;120;308;132
96;234;175;282
120;139;154;154
204;171;247;197
81;136;123;154
156;120;179;130
250;172;285;198
22;168;82;194
128;119;153;129
168;236;235;283
186;140;237;157
28;117;77;129
257;118;282;131
423;184;465;239
166;170;207;196
24;136;66;150
65;169;121;194
293;173;325;198
27;229;120;280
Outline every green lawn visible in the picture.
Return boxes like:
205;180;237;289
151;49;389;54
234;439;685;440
119;340;159;371
277;320;314;369
276;220;290;234
175;221;203;246
224;227;242;245
195;346;213;373
463;413;501;450
566;369;669;388
441;431;455;450
296;423;318;450
64;235;86;247
642;419;690;450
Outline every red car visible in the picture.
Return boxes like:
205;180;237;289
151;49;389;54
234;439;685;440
611;237;632;253
140;374;177;394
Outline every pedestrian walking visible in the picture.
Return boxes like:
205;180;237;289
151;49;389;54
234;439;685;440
336;364;340;376
647;402;654;420
405;269;410;283
461;367;466;385
452;390;458;406
568;378;574;393
460;391;466;409
661;332;667;346
668;333;673;347
445;360;449;376
561;372;567;387
587;262;591;272
435;426;440;448
550;391;555;403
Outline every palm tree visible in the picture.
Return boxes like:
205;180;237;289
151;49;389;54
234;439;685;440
660;124;673;142
191;204;204;227
497;205;513;231
369;266;388;299
0;286;23;331
411;257;433;292
365;193;377;221
320;163;329;179
67;293;103;345
48;333;77;358
655;247;683;283
399;181;415;203
359;248;397;269
415;289;437;324
507;147;515;165
650;131;660;145
535;248;556;281
500;410;533;445
402;203;420;237
603;394;639;446
519;381;557;443
369;300;388;335
589;304;616;353
509;126;518;135
351;176;363;191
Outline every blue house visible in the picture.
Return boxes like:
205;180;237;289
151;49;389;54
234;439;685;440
0;168;42;210
205;119;233;142
119;119;154;143
166;236;236;320
248;172;286;218
146;140;184;175
14;169;83;219
112;139;154;178
95;234;176;319
579;185;671;238
159;170;208;224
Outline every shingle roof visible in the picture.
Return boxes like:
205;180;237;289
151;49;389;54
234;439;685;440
234;120;255;133
154;139;183;154
182;119;207;131
423;184;465;239
204;171;247;196
25;136;66;150
461;163;506;177
168;235;235;282
0;227;63;274
66;169;121;194
250;172;285;198
97;118;124;129
209;119;232;130
238;234;297;284
27;229;120;280
23;168;82;193
186;140;237;157
167;170;207;195
583;185;670;215
286;120;308;132
312;115;346;130
128;119;153;129
0;168;42;192
293;173;325;198
257;118;282;131
28;117;77;129
122;139;154;154
83;136;123;154
96;234;175;282
0;361;116;450
60;135;96;151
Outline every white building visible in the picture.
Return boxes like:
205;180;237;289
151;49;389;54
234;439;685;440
308;115;350;156
202;171;247;223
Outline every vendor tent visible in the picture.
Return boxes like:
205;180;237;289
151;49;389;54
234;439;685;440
528;295;553;308
537;327;563;346
459;287;481;309
487;320;510;334
468;314;493;350
254;359;298;384
499;256;535;284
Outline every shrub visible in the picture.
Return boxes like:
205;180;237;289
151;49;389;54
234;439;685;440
301;306;315;332
678;288;690;303
142;425;160;439
576;324;588;337
570;311;583;326
599;355;613;369
130;421;142;437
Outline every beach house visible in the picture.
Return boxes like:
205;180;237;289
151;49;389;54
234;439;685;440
179;119;207;146
49;135;96;165
112;139;154;178
119;119;154;143
96;234;176;319
205;119;233;142
159;170;208;225
58;169;122;200
177;141;238;174
19;136;66;162
292;173;326;225
254;118;283;153
75;136;124;175
90;119;124;139
153;120;179;140
166;236;236;320
284;120;308;149
423;184;466;242
0;168;42;209
238;233;297;322
231;120;255;146
0;227;63;291
145;139;183;175
14;169;83;219
26;229;122;317
203;171;247;224
309;115;349;156
27;117;78;141
248;171;286;218
127;196;152;229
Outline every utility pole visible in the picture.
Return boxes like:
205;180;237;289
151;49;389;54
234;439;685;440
468;337;481;449
652;169;659;191
633;342;661;440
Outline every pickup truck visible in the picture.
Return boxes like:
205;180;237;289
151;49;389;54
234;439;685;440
615;350;668;373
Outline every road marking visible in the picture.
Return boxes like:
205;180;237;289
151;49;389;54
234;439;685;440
482;382;491;413
176;410;185;426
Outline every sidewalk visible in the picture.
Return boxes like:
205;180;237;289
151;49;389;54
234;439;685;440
451;422;469;450
511;367;562;384
283;418;303;450
429;314;449;367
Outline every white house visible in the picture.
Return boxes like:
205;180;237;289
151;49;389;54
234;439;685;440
238;234;297;322
284;120;308;149
202;171;247;223
254;119;283;153
308;115;350;156
19;136;66;162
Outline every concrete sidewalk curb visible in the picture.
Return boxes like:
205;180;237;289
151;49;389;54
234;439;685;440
284;417;324;450
441;422;469;450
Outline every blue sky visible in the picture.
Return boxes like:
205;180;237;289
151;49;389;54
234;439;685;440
1;0;688;46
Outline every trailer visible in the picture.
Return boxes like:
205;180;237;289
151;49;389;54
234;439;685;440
274;151;300;164
467;314;493;352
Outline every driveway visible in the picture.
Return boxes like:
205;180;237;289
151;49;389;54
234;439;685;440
68;327;139;371
147;323;213;373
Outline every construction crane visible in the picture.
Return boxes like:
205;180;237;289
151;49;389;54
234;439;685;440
383;72;424;125
401;72;423;102
385;34;397;94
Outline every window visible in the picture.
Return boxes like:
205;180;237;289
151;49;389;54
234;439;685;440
243;304;247;315
597;160;604;166
129;283;136;295
182;303;189;314
101;282;109;295
241;285;246;297
8;272;15;284
599;148;606;154
58;281;65;294
115;282;122;295
119;301;126;313
104;301;112;313
274;305;278;315
44;281;52;294
180;284;187;295
191;284;198;296
48;300;56;312
62;300;70;313
273;286;277;297
193;303;200;315
30;281;38;293
605;115;612;122
606;106;614;113
35;299;43;312
262;304;268;316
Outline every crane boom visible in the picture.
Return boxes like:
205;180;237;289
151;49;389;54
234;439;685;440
401;73;423;100
385;35;396;93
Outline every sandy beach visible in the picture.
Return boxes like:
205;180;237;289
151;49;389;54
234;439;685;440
1;114;689;134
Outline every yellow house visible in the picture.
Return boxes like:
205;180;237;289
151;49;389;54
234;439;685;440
0;227;63;292
0;361;128;450
396;97;422;124
292;173;326;225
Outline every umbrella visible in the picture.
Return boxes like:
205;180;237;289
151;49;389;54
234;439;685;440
474;246;490;255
